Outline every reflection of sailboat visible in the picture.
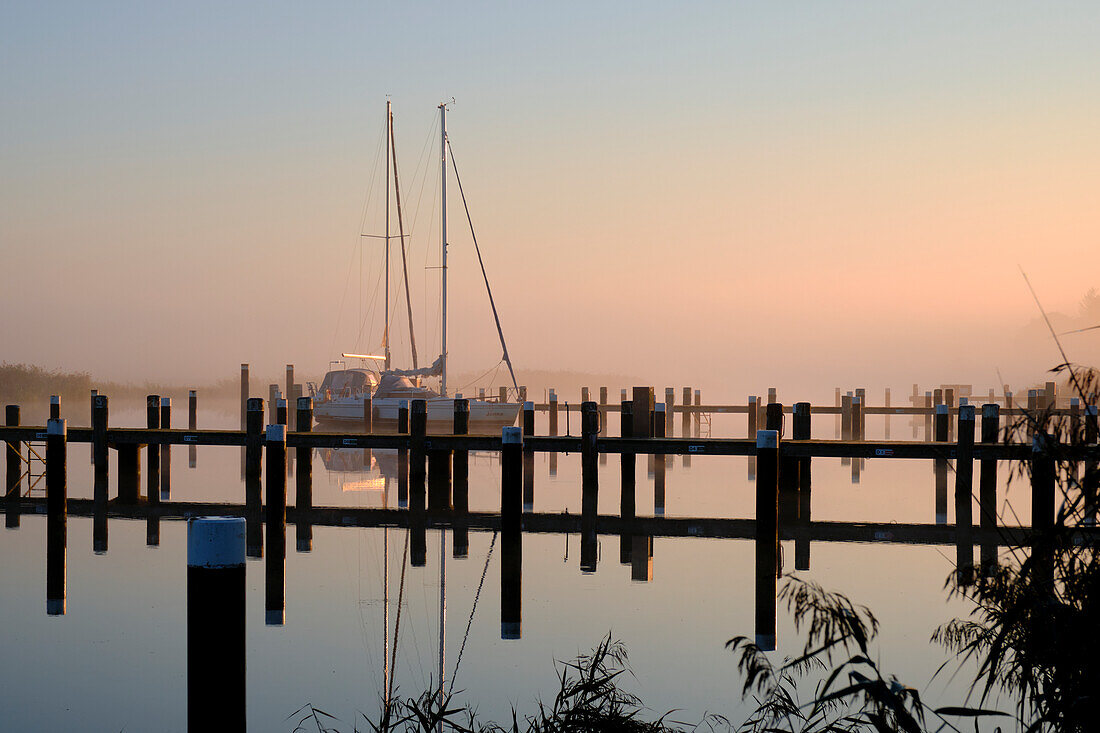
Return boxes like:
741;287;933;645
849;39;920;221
314;102;520;430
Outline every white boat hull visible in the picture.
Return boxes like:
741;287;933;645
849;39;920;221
314;396;519;429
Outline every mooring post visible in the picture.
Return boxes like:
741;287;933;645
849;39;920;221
295;397;314;552
945;388;956;442
1026;389;1038;439
979;404;1001;572
501;426;522;639
694;389;702;437
934;404;949;524
748;395;758;438
599;386;608;441
840;393;852;467
755;429;779;651
682;387;691;440
285;365;295;430
160;397;172;501
265;424;287;625
664;388;675;437
5;405;21;528
187;517;246;733
453;399;470;558
884;387;891;440
409;399;427;515
240;364;249;430
244;398;264;558
924;391;933;442
955;405;976;583
792;402;812;570
851;395;862;483
855;388;866;439
146;395;161;505
50;394;60;420
522;401;535;511
276;398;287;427
767;387;777;405
90;396;108;550
45;418;67;616
653;402;666;516
1031;432;1056;589
834;387;842;438
397;401;409;509
268;384;278;426
1044;381;1057;411
620;400;635;565
1084;405;1098;524
580;401;600;573
188;389;198;468
548;389;558;436
765;402;782;434
88;389;97;463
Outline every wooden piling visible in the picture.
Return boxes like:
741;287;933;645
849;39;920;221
409;400;427;514
453;399;469;513
265;424;287;625
268;384;279;426
792;402;811;571
580;401;599;573
664;388;675;436
755;429;779;651
147;395;161;505
884;387;891;441
1084;405;1098;523
188;390;197;469
276;398;287;427
632;387;653;439
1031;432;1056;589
653;402;666;516
296;397;313;552
160;396;172;501
979;404;1000;573
599;386;608;437
924;392;933;442
501;426;522;639
50;394;60;420
522;401;534;511
934;404;948;524
694;389;702;437
285;365;294;430
767;387;777;405
834;387;841;438
240;364;249;430
620;400;635;565
244;398;264;558
682;387;691;439
397;401;409;509
955;405;976;582
187;517;246;733
840;393;852;467
46;418;67;615
5;405;21;528
548;389;558;436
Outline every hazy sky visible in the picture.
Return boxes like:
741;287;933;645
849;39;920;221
2;2;1098;398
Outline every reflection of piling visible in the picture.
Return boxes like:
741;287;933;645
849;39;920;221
46;419;67;616
522;402;534;511
160;397;172;501
265;424;286;625
6;405;21;528
409;400;427;515
580;402;599;573
244;398;264;559
187;517;246;733
955;405;975;583
620;401;635;564
427;434;452;515
755;429;779;651
296;397;313;552
453;399;470;559
793;402;811;570
188;390;197;468
91;402;108;549
934;404;949;524
979;404;1000;573
501;426;522;639
631;534;653;582
147;395;161;505
397;401;409;509
117;442;140;505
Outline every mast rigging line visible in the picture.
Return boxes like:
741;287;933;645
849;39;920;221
447;530;497;696
446;137;520;393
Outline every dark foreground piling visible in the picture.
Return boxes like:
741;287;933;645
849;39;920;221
955;405;976;583
46;418;67;616
50;394;60;420
398;401;409;509
580;401;599;573
409;399;427;516
245;398;264;559
6;405;21;528
979;404;1000;573
187;517;246;733
453;399;470;558
266;424;287;625
793;402;812;571
522;401;535;511
1086;405;1098;523
501;426;522;639
755;429;779;651
147;395;161;505
620;400;635;565
934;404;949;524
296;397;313;552
1031;433;1056;589
160;397;172;501
240;364;249;430
188;390;197;468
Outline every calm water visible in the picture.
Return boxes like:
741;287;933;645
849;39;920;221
0;404;1025;731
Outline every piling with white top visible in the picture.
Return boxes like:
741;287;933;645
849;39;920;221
187;516;246;732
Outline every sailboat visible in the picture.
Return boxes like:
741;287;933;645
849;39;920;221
313;102;521;430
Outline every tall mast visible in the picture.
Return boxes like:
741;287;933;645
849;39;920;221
439;103;448;397
384;100;392;371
